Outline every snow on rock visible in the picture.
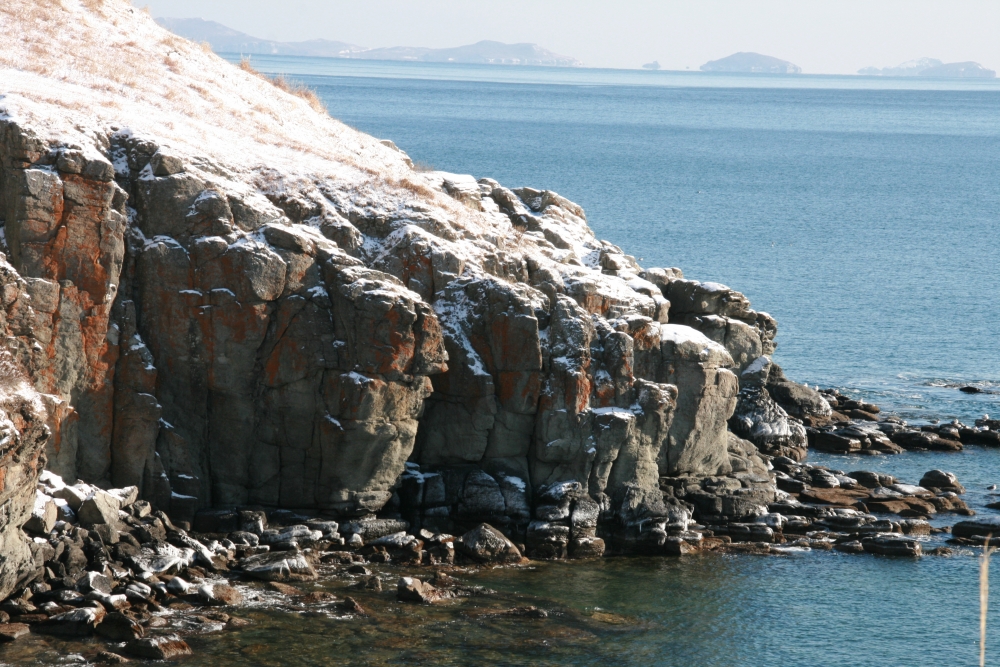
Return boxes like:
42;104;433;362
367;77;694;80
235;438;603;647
0;0;785;564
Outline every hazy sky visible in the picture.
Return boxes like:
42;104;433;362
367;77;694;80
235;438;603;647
145;1;1000;73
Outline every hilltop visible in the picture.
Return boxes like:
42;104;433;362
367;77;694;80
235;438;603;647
859;58;996;78
156;17;583;66
700;52;801;74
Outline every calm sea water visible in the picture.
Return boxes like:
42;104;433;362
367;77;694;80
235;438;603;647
118;56;1000;667
237;55;1000;426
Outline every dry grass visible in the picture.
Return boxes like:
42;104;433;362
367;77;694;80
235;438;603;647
412;161;436;173
982;538;995;667
239;57;326;113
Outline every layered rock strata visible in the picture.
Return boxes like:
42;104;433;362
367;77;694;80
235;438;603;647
0;0;840;576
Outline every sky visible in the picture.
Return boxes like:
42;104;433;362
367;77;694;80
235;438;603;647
143;1;1000;73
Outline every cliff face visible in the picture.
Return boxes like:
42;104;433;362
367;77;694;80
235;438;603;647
0;0;803;567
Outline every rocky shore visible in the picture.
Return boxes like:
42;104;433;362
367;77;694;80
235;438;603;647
0;1;999;661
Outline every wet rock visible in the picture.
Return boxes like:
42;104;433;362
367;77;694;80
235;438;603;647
95;612;144;641
397;577;453;604
952;516;1000;540
198;583;243;606
569;537;606;559
889;430;963;452
37;606;106;636
848;471;896;489
94;650;131;664
166;577;191;595
341;596;367;615
919;470;965;494
239;550;318;581
861;534;921;557
266;581;303;596
0;623;30;642
125;635;192;660
833;540;865;554
455;524;524;564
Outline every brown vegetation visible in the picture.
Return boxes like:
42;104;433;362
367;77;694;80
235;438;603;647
239;58;327;113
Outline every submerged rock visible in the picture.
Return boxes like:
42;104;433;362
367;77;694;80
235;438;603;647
125;636;193;660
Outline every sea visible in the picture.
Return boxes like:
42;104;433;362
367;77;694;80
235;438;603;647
16;58;998;666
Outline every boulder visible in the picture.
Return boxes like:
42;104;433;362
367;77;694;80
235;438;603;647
455;523;524;564
729;384;807;460
198;583;243;606
24;490;57;535
953;517;1000;540
862;535;922;557
919;470;965;493
37;606;106;636
0;623;31;642
77;490;122;527
95;612;144;641
239;551;318;582
126;636;192;660
397;577;452;604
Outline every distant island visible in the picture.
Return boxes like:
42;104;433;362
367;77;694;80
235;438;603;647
859;58;995;78
156;17;583;66
642;61;661;70
700;52;801;74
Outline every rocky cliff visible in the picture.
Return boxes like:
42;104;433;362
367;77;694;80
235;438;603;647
0;0;830;579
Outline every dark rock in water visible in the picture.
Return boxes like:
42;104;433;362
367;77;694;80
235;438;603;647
341;596;367;615
94;650;131;664
569;537;606;559
834;540;865;554
397;577;453;604
455;523;523;564
849;471;896;489
889;430;963;452
126;635;193;660
960;386;982;393
861;535;921;557
95;612;144;641
764;363;833;425
266;582;303;596
919;470;965;494
952;516;1000;540
0;623;30;642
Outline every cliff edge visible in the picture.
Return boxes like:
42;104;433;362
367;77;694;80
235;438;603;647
0;0;830;574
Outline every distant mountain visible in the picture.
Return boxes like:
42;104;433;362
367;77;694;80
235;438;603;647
156;17;582;66
918;61;995;78
858;58;942;76
155;18;365;57
354;41;582;66
700;52;801;74
859;58;995;78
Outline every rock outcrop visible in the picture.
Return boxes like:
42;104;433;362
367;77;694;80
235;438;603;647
0;0;802;579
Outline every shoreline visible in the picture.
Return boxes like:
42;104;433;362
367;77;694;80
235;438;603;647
1;394;997;662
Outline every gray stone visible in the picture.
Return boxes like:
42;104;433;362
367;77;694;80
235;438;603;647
455;523;523;564
239;550;318;581
78;490;122;527
149;151;185;176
